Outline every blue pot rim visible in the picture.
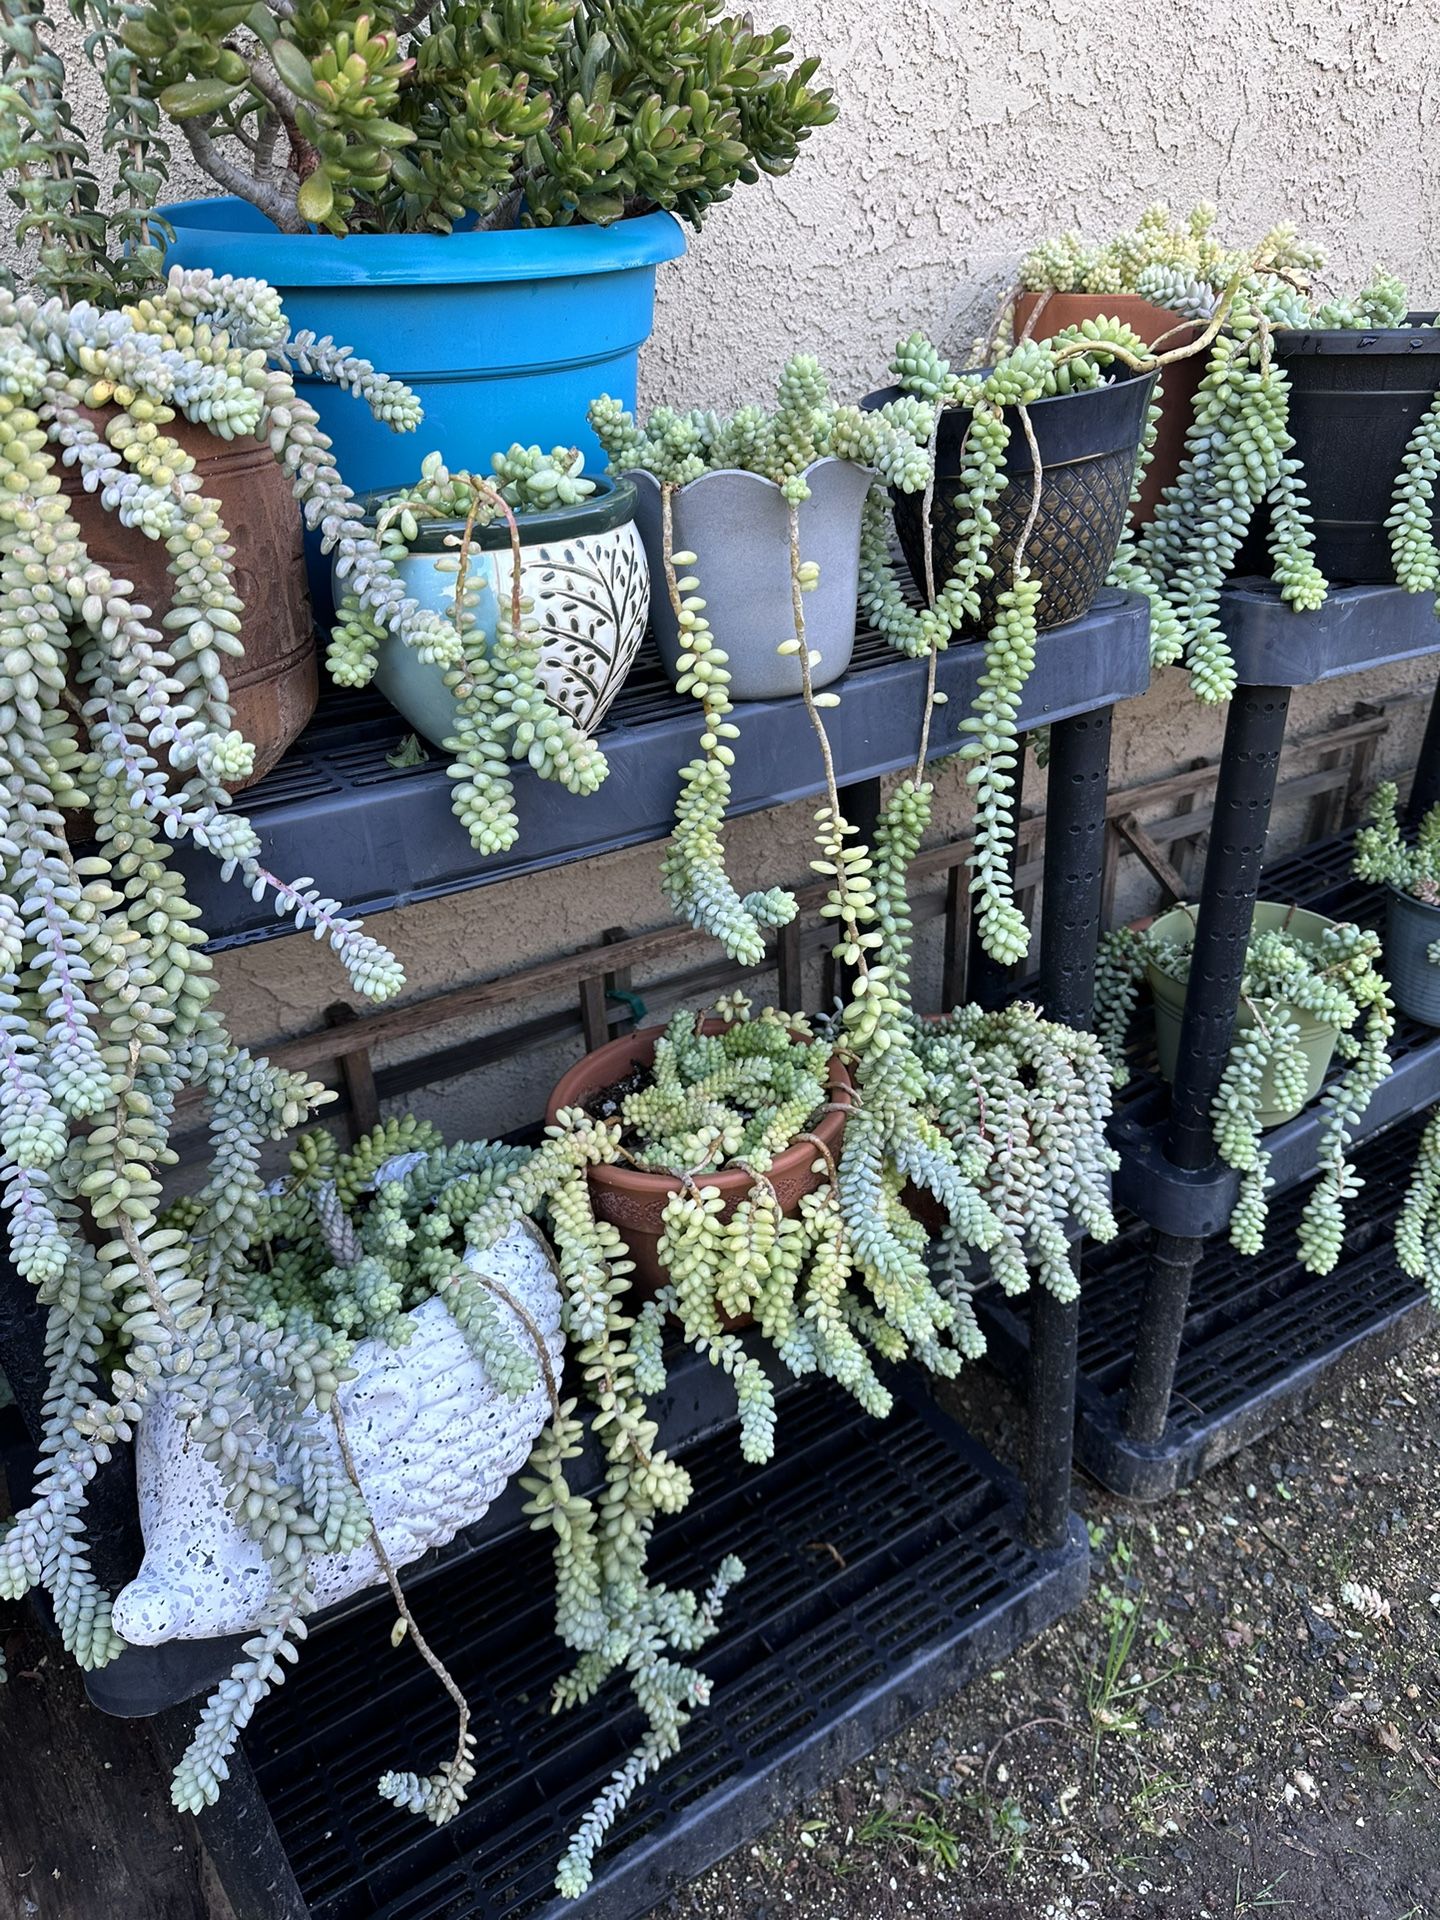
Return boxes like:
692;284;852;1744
158;196;687;288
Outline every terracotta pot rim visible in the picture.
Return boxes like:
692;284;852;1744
546;1017;854;1198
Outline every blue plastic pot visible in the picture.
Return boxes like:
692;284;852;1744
159;197;686;493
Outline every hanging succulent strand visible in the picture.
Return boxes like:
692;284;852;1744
0;271;501;1797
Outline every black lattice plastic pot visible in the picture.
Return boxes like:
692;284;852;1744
1384;886;1440;1027
863;367;1157;634
1274;315;1440;584
1146;902;1342;1129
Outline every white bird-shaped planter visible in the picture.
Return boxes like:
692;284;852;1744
113;1221;564;1645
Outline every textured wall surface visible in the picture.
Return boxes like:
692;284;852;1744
6;0;1440;1139
644;0;1440;409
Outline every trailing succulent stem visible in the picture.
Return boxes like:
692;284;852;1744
589;358;927;965
333;447;609;856
158;1125;539;1823
0;271;485;1805
1095;912;1393;1269
1396;1108;1440;1306
1024;208;1440;693
861;318;1182;963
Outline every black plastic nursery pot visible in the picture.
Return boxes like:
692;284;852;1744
864;368;1157;634
1384;885;1440;1026
1274;314;1440;583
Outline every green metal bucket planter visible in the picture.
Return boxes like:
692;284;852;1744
1146;902;1344;1127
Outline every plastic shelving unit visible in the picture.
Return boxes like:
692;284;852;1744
980;579;1440;1500
241;1368;1084;1920
165;589;1150;949
0;592;1151;1919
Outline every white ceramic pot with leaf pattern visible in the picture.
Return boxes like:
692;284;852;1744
348;475;649;746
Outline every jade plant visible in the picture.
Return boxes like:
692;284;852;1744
0;0;172;299
1095;912;1394;1269
588;359;930;966
0;267;502;1789
330;444;612;853
1;0;836;277
1353;781;1440;934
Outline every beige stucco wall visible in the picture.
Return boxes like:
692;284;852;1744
7;0;1440;1141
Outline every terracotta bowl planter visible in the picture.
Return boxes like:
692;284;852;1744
1012;291;1204;527
546;1018;853;1295
61;408;317;789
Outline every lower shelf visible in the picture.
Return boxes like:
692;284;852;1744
239;1376;1087;1920
1109;829;1440;1239
982;1109;1434;1502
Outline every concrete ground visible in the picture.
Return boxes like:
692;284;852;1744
654;1326;1440;1920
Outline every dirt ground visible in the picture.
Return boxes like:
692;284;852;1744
655;1329;1440;1920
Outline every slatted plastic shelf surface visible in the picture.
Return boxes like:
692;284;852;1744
84;1335;781;1718
165;590;1150;950
978;829;1438;1499
241;1376;1086;1920
983;1107;1432;1501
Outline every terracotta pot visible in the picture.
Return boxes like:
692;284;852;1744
1012;291;1205;527
546;1018;853;1295
61;409;317;788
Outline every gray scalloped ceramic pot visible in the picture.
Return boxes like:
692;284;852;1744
626;457;874;700
341;475;649;747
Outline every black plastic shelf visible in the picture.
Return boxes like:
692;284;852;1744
171;591;1149;950
1221;577;1440;687
85;1337;783;1719
234;1374;1085;1920
978;828;1438;1499
1111;831;1440;1237
982;1107;1433;1501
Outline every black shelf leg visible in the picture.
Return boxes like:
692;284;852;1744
1029;708;1112;1548
1124;685;1291;1445
1408;671;1440;822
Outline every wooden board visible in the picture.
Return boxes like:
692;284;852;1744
0;1604;235;1920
